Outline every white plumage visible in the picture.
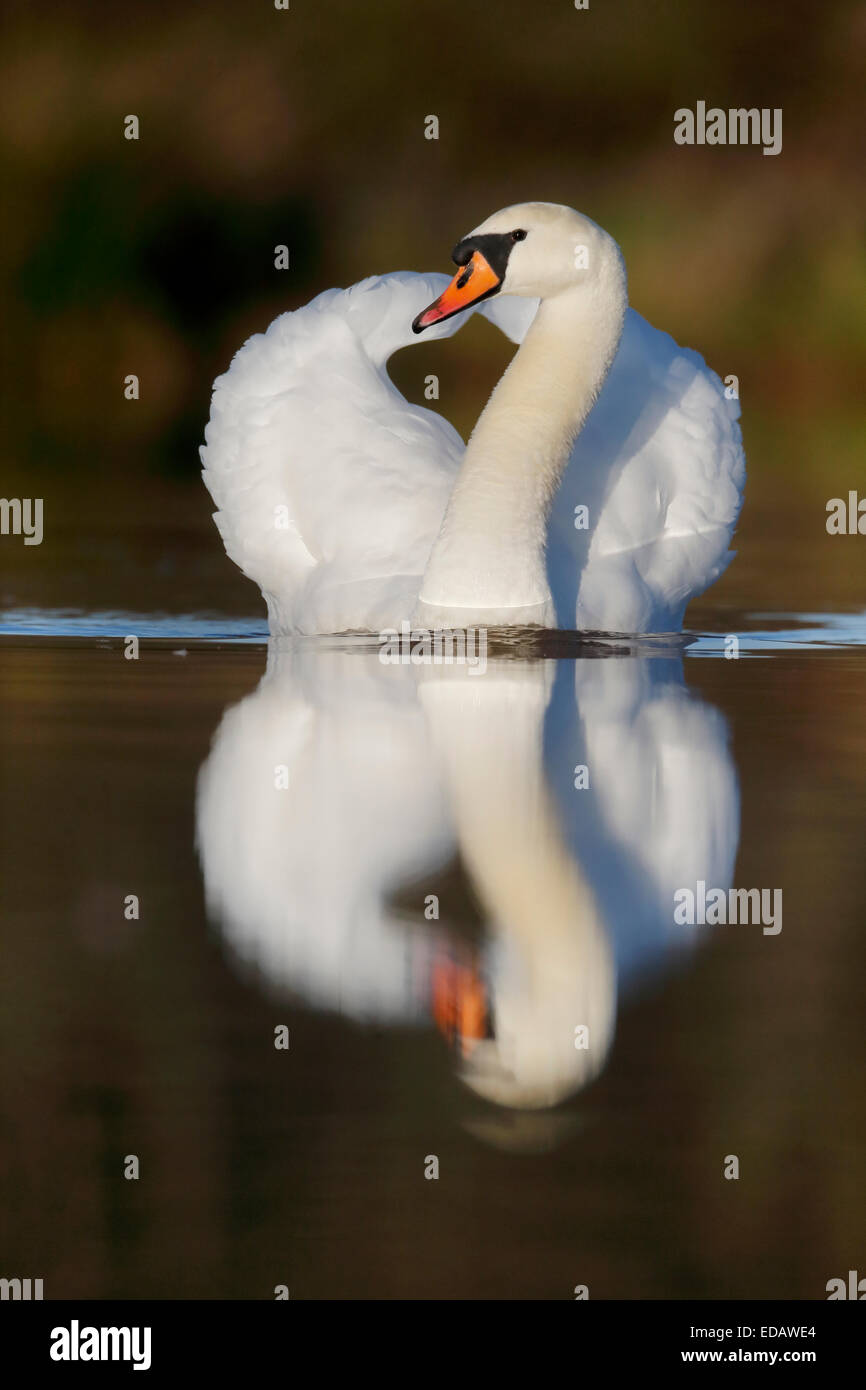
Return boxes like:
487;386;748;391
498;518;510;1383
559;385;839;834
202;203;744;634
196;648;740;1108
551;309;745;632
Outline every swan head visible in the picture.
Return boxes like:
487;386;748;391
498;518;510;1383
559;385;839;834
412;201;624;333
433;925;617;1111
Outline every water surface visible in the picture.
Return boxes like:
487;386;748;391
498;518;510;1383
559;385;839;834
0;611;864;1298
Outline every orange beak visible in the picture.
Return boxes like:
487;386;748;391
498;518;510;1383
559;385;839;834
412;251;502;333
432;950;489;1057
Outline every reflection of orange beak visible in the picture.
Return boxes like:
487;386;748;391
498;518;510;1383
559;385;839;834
432;951;489;1057
412;251;501;333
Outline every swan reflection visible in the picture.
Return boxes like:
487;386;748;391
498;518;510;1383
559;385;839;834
196;645;738;1110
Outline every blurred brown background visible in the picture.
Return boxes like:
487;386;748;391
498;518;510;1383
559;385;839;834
1;0;864;619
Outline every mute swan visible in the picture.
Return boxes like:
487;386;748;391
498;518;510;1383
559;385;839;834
196;648;739;1108
202;202;745;635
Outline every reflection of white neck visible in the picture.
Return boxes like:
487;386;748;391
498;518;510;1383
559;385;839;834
418;663;616;1109
417;269;627;627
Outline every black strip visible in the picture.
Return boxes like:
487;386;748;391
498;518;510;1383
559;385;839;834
451;231;517;281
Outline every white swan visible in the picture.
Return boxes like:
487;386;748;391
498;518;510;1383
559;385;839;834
202;202;744;634
196;648;739;1108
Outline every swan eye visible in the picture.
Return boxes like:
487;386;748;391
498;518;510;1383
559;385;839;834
511;229;527;242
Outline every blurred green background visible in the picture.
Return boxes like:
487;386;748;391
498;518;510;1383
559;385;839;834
1;0;864;618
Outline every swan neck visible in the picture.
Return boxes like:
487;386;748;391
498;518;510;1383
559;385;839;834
417;274;626;623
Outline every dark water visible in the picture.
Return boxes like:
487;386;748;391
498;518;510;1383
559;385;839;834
1;611;864;1299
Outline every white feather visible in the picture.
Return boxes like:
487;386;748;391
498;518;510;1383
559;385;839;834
202;243;743;634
